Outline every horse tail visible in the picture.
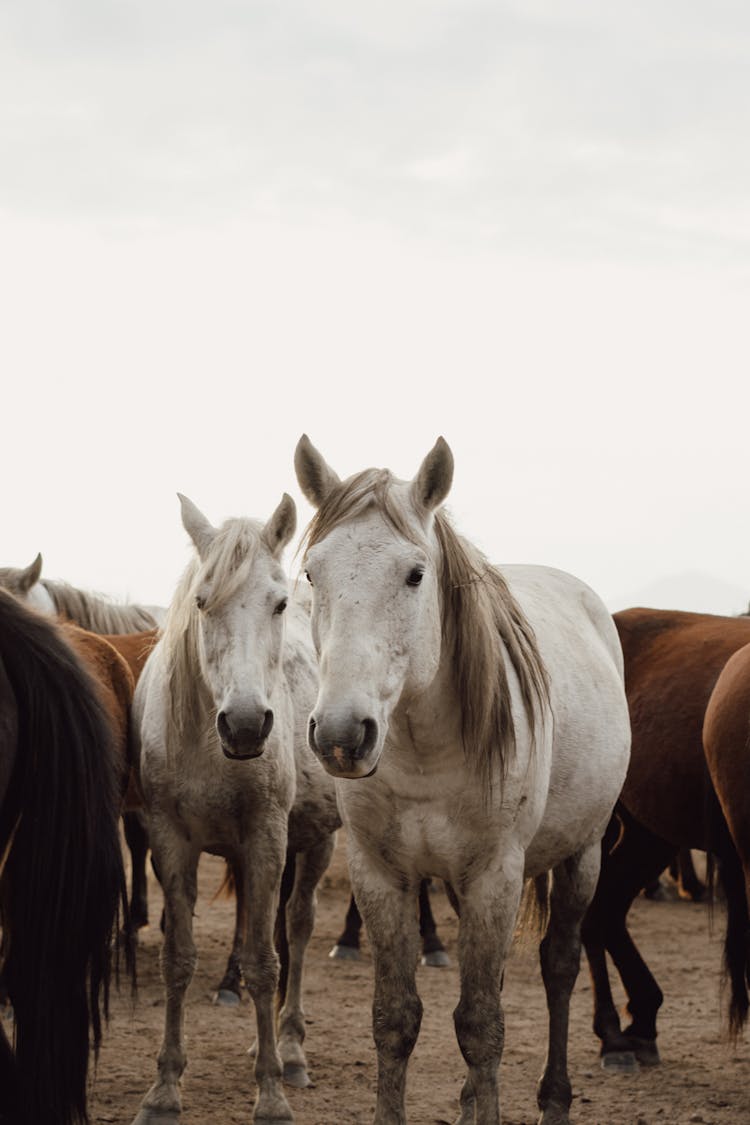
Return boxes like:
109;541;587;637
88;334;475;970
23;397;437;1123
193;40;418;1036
716;839;750;1037
0;594;128;1125
706;789;750;1039
515;872;551;947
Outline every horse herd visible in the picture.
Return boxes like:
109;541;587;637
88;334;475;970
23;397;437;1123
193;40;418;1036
1;434;750;1125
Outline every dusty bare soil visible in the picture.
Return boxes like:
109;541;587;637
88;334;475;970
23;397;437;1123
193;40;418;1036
89;840;750;1125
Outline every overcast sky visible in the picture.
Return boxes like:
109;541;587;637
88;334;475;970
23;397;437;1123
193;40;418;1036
2;1;749;613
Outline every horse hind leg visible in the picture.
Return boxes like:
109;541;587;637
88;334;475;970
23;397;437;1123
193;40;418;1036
581;813;674;1070
419;879;451;967
536;842;602;1125
329;891;364;961
277;835;336;1088
214;858;246;1007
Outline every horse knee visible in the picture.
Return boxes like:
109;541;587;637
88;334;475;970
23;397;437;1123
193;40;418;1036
454;995;504;1065
373;988;422;1059
243;947;280;998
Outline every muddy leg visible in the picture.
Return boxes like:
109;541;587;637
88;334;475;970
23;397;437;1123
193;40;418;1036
352;863;422;1125
537;845;601;1125
278;835;336;1087
131;829;199;1125
241;844;294;1124
453;860;524;1125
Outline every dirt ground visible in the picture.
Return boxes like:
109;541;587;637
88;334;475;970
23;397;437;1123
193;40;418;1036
88;839;750;1125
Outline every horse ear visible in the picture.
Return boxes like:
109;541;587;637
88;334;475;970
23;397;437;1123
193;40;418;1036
294;434;341;509
263;493;297;558
178;494;217;560
19;552;43;592
411;437;454;513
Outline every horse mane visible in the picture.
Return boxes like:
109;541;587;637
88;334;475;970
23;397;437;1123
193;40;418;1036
160;518;265;757
302;469;549;784
43;579;159;634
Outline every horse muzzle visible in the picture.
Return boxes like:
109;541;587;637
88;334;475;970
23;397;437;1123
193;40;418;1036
217;707;274;760
307;714;380;778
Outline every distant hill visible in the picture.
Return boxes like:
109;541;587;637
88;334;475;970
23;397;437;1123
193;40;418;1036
607;571;750;617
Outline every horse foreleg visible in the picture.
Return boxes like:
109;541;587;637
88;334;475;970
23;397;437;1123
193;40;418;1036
240;843;293;1125
352;864;422;1125
419;879;450;967
452;861;524;1125
132;830;199;1125
278;835;335;1088
536;843;601;1125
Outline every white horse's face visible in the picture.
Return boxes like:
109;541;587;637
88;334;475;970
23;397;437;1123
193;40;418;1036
295;436;455;780
180;493;296;761
304;506;442;778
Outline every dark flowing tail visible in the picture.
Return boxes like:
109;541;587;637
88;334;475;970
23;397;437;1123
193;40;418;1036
717;839;750;1038
0;592;129;1125
705;790;750;1039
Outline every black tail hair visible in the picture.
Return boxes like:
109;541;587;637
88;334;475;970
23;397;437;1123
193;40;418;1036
0;591;129;1125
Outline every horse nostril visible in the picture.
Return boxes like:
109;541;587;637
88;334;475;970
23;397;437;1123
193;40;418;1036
261;709;274;741
217;711;231;741
308;716;317;750
360;717;378;755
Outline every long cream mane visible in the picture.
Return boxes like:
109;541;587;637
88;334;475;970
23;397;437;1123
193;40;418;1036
160;517;266;756
302;469;549;784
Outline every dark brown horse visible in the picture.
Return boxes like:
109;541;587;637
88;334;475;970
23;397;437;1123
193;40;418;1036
582;607;750;1069
703;639;750;1034
0;590;127;1125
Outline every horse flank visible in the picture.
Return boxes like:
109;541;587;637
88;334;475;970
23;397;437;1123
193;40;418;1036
159;517;267;758
301;468;549;784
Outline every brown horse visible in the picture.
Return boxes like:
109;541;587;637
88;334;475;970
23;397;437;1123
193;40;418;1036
0;591;127;1125
582;607;750;1069
703;639;750;1034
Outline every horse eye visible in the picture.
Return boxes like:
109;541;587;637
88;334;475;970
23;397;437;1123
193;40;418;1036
195;594;206;611
274;598;288;616
305;571;313;587
406;567;424;587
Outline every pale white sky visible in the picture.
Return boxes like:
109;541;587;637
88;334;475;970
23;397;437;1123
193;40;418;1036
2;1;749;613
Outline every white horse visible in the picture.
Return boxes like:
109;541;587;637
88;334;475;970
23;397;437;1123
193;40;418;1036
131;493;339;1125
294;435;631;1125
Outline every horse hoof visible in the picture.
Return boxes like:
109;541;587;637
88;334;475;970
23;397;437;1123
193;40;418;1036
628;1036;660;1066
421;949;450;968
213;988;241;1007
131;1109;180;1125
283;1062;312;1088
538;1108;570;1125
601;1050;638;1073
328;943;360;961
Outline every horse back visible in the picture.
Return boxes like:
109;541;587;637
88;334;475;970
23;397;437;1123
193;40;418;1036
614;607;750;845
